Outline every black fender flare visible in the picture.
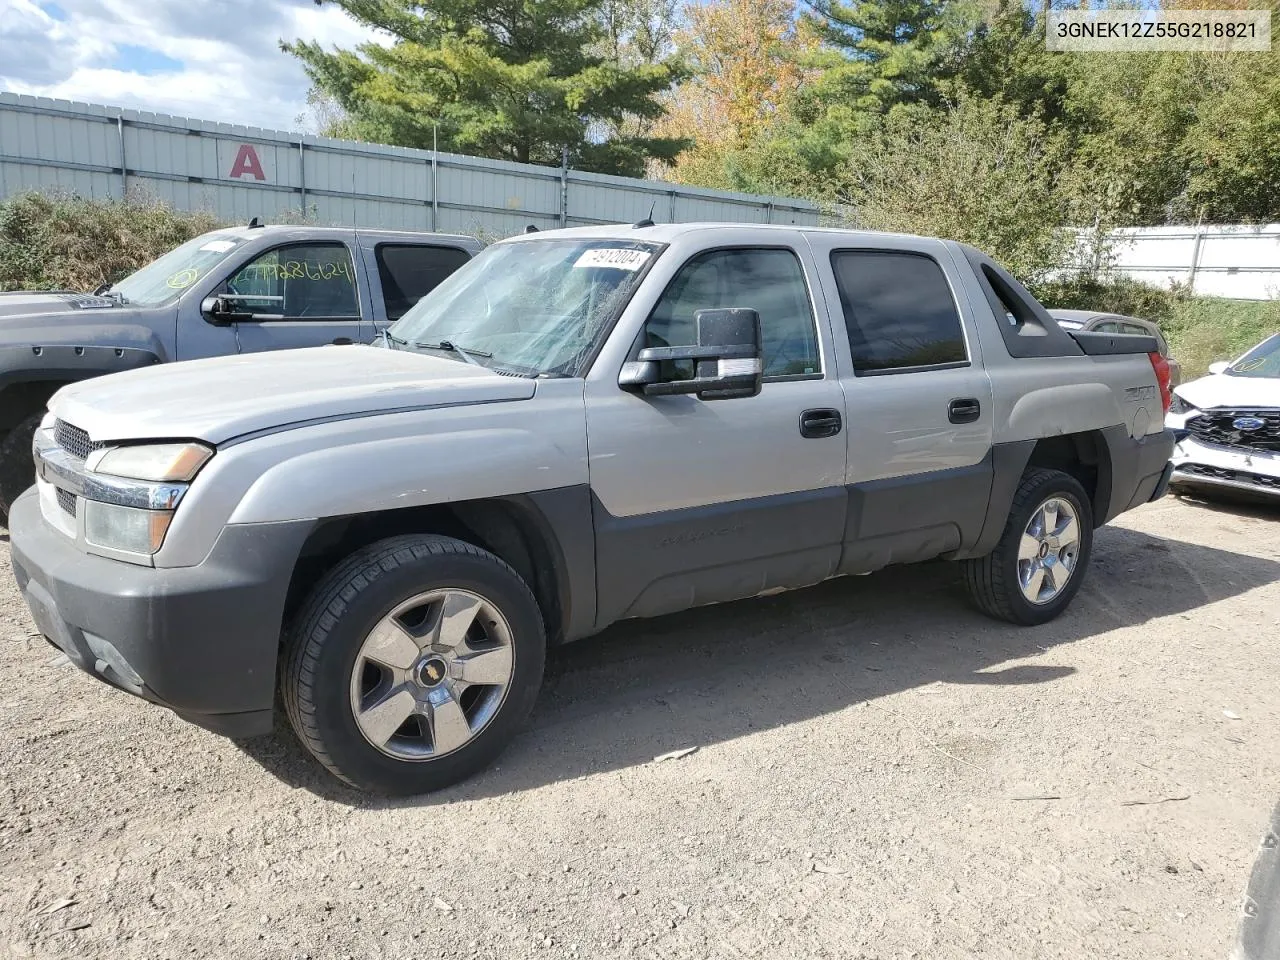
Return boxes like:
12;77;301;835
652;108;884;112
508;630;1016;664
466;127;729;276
0;344;163;424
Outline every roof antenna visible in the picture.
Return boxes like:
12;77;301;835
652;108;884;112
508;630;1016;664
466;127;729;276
247;216;264;228
524;224;539;233
633;199;656;229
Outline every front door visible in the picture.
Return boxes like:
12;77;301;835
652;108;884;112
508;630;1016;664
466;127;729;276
584;242;849;626
177;238;365;359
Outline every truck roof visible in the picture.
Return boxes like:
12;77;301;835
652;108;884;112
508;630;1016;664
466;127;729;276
499;222;938;246
208;224;478;245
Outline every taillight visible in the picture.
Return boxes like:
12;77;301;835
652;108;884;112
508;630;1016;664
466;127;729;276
1148;351;1172;414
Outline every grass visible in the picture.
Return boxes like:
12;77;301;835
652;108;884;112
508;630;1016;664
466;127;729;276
1033;273;1279;380
1163;298;1280;380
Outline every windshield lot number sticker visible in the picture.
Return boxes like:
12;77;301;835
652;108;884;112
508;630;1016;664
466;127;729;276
574;249;650;271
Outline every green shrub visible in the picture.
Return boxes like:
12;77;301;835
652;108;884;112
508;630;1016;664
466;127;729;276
1032;274;1280;380
0;191;224;294
1030;274;1188;326
1163;298;1280;380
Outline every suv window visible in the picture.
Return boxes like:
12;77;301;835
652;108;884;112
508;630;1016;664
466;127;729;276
222;242;358;319
830;251;966;373
376;244;472;321
645;248;820;380
1093;320;1122;333
1120;321;1149;336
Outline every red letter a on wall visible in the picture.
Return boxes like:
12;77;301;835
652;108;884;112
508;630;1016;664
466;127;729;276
229;144;266;180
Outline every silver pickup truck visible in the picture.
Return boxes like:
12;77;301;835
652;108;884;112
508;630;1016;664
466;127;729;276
0;223;478;515
9;223;1176;794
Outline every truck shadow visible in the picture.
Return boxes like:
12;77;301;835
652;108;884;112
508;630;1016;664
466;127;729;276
237;523;1280;806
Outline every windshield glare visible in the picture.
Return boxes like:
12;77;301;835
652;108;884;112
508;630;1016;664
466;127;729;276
1228;333;1280;378
388;239;658;376
111;232;246;306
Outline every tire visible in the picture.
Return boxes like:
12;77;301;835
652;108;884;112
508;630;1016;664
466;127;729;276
282;534;546;794
0;412;44;522
962;467;1094;626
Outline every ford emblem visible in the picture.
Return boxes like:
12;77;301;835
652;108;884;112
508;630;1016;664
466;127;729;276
1233;416;1266;432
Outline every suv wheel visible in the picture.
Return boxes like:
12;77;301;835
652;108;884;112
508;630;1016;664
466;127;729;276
962;468;1094;625
282;534;545;794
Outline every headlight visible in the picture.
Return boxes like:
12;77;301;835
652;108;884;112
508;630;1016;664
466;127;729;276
83;501;174;555
1168;393;1197;415
86;442;213;481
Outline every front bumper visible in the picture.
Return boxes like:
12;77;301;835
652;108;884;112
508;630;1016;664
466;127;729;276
9;489;314;737
1168;436;1280;499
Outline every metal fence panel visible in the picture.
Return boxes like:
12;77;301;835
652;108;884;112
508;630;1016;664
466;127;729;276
1110;225;1280;300
0;92;821;240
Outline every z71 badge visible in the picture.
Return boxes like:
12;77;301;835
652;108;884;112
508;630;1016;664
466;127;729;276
1125;385;1157;401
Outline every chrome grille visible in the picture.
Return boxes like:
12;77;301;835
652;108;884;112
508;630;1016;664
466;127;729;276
55;487;76;516
1178;463;1280;490
1186;408;1280;454
53;419;104;461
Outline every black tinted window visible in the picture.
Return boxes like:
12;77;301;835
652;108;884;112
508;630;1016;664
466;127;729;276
376;244;472;320
647;248;820;379
830;251;966;373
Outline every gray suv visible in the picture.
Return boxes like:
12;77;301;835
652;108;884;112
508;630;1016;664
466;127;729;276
10;224;1176;794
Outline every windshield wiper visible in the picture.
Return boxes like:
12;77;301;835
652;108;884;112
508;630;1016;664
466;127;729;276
382;330;408;350
416;340;492;366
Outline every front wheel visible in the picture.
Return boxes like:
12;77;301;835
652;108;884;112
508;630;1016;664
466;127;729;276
962;468;1094;625
0;412;44;521
282;534;546;794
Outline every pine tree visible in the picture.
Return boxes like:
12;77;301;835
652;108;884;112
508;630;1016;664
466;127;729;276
801;0;972;125
283;0;688;176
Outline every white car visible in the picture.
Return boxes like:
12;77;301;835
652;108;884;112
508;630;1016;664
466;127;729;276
1166;333;1280;499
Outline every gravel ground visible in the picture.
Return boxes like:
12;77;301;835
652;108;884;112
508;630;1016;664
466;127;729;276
1;494;1279;960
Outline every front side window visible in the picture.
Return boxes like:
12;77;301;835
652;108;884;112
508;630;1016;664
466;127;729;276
221;242;358;319
390;239;657;377
644;248;820;380
831;251;966;374
376;244;472;321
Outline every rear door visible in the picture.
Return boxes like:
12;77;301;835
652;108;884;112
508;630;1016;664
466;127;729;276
360;240;474;340
805;236;994;572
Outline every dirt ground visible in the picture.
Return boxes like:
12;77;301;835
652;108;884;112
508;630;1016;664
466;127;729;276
1;493;1278;960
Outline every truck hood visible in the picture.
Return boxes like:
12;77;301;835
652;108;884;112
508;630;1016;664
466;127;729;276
51;345;536;445
1175;372;1280;410
0;291;122;321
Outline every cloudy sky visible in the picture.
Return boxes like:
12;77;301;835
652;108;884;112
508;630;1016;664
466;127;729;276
0;0;382;131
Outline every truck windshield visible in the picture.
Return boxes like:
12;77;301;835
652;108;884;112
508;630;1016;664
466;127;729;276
1228;333;1280;378
388;239;659;377
109;233;247;307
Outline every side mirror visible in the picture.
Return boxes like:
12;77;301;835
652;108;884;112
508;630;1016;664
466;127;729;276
621;308;763;401
200;295;246;326
1208;361;1230;375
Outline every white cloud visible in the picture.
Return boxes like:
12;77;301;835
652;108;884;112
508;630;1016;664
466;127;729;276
0;0;386;131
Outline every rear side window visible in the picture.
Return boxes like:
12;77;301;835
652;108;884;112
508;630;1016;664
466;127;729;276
376;244;472;320
829;251;966;374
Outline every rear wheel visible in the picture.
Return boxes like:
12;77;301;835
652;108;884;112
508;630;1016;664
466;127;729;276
0;412;44;522
282;534;545;794
962;468;1093;625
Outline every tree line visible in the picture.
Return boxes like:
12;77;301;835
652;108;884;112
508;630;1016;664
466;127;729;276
287;0;1280;279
